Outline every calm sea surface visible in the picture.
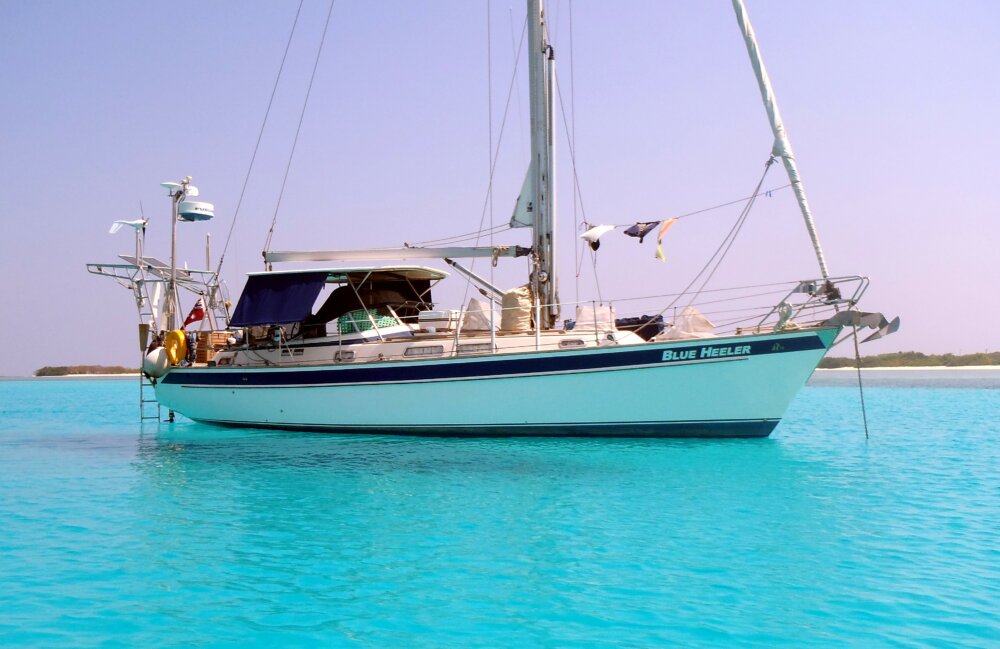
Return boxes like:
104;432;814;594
1;371;997;647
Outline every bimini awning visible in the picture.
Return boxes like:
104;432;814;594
249;266;448;284
228;266;449;327
229;271;329;327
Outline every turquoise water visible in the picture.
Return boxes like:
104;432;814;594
1;373;998;647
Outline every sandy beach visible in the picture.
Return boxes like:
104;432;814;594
811;366;1000;388
818;366;1000;371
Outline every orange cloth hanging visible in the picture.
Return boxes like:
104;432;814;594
654;218;678;262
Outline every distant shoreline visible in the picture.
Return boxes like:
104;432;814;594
819;351;998;369
40;373;142;378
33;365;137;378
816;366;999;372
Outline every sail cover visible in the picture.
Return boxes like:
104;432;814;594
229;272;328;327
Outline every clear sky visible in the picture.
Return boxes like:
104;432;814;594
1;0;997;376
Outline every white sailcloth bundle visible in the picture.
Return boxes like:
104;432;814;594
500;286;534;333
461;298;495;332
654;306;716;341
573;303;617;333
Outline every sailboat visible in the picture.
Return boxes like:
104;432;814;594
89;0;897;436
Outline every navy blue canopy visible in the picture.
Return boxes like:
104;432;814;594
229;272;328;327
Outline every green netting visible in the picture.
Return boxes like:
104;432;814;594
337;309;399;334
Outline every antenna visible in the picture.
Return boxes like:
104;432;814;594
162;176;214;330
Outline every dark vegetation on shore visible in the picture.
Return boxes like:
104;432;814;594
34;366;137;377
820;351;1000;369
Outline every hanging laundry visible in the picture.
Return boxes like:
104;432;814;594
654;218;678;262
623;221;659;243
580;224;615;251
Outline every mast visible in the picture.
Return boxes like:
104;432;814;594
167;184;182;331
731;0;831;280
527;0;559;328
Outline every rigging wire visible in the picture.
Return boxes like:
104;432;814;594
674;183;789;221
552;57;593;287
414;6;530;253
609;280;794;304
590;248;603;304
214;0;304;278
457;0;497;321
577;182;792;231
405;182;793;248
569;0;580;305
488;0;497;333
647;156;776;322
545;0;587;300
487;0;496;313
508;7;526;165
684;156;776;307
263;0;337;261
407;223;510;247
553;72;589;228
462;14;528;259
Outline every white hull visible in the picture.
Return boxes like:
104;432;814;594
154;327;838;437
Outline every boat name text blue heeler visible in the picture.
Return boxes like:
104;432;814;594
662;345;752;362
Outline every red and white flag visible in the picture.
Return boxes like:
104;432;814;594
182;297;206;329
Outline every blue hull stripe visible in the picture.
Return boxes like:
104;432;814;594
161;333;828;388
195;418;781;438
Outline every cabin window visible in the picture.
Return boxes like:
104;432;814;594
404;345;444;357
335;350;355;361
457;343;495;355
560;339;586;348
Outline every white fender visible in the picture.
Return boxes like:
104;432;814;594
142;347;170;378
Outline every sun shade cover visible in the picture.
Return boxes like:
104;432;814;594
229;272;329;327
